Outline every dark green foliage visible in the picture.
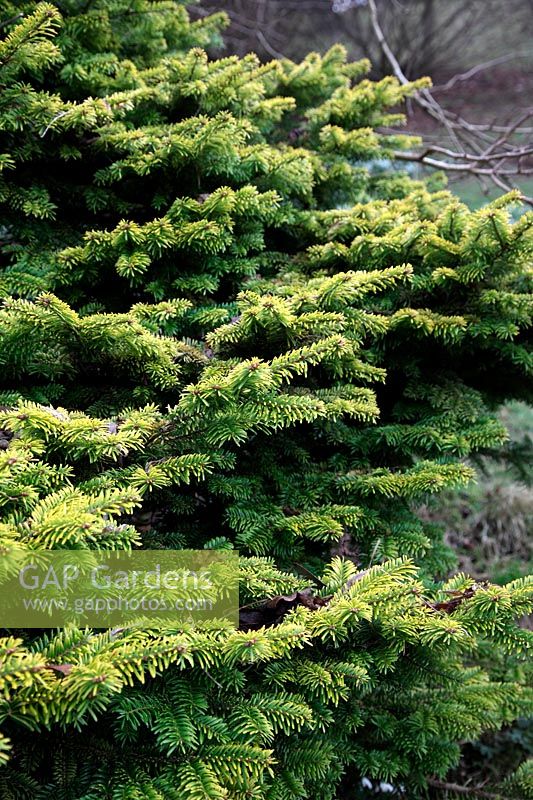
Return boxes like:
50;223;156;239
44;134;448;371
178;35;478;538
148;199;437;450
0;3;532;799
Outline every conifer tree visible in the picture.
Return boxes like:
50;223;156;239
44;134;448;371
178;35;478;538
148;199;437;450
0;3;531;798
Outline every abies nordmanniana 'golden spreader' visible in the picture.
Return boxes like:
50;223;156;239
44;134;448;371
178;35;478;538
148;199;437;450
0;3;531;798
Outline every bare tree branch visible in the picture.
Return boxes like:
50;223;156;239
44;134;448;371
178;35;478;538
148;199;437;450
255;29;287;59
433;50;533;91
367;0;533;203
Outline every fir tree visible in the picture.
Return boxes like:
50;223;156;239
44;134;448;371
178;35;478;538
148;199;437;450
0;3;531;799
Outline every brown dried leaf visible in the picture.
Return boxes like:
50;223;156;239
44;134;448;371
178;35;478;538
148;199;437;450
46;663;74;676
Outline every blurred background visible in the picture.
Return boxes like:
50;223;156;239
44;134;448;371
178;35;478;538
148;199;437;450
195;0;533;77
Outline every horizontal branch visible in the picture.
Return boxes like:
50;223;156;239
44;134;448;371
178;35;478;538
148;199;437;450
395;151;533;177
398;144;533;164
